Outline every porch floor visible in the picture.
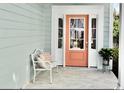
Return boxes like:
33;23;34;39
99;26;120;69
24;66;118;89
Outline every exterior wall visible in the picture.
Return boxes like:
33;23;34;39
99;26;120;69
0;3;112;89
0;4;51;89
104;4;110;48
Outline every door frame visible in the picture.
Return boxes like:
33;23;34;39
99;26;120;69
51;5;104;68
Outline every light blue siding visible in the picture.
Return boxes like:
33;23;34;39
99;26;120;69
103;4;110;48
0;3;51;89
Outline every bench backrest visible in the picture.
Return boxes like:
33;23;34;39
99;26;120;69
31;49;44;69
31;53;37;70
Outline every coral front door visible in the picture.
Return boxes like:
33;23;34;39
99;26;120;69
65;15;88;67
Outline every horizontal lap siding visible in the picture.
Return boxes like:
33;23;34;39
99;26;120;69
0;3;51;89
104;4;110;48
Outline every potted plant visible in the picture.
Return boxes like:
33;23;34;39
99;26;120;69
99;48;113;66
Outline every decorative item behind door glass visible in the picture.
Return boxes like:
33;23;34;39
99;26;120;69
91;39;96;49
91;18;96;49
58;18;63;48
70;18;84;50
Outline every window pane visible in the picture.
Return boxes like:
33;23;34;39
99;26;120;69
91;18;96;49
92;29;96;38
58;18;63;28
91;40;96;49
92;18;96;28
58;29;63;38
58;18;63;49
58;39;62;48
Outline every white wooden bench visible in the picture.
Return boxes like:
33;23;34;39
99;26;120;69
31;49;58;83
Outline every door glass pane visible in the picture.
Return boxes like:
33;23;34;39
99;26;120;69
70;18;84;50
77;40;84;49
78;19;84;28
70;39;75;48
78;31;84;39
70;29;76;39
70;19;84;28
70;19;74;28
75;19;78;28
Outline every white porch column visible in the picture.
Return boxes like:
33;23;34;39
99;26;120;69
119;3;124;89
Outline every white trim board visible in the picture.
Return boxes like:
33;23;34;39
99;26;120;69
51;5;104;69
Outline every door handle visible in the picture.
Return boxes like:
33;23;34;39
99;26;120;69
86;42;88;44
86;42;88;48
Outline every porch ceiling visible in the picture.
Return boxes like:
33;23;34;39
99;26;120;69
25;67;118;89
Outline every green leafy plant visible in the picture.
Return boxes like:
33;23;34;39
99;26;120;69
99;48;113;61
111;48;119;62
113;15;119;47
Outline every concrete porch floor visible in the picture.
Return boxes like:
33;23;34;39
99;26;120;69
25;66;118;89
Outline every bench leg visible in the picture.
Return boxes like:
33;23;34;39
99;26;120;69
50;69;52;84
33;70;36;83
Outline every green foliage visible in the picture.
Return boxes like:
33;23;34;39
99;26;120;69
113;15;119;37
111;48;119;62
113;15;119;47
99;48;119;61
99;48;113;61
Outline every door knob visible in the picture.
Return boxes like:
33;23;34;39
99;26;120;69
86;42;88;48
